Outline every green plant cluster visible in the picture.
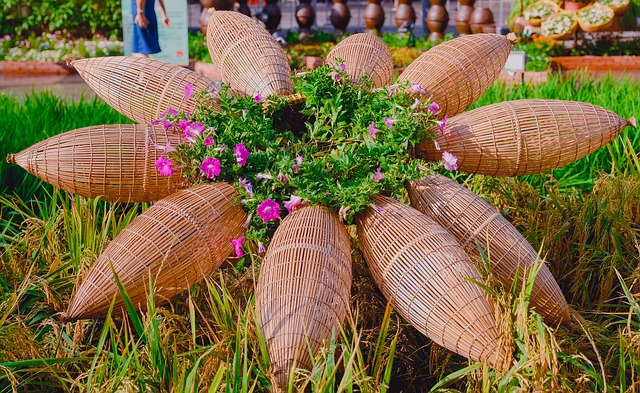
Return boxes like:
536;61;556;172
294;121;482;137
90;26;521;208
514;33;563;71
0;32;123;62
0;0;123;38
171;64;435;241
571;34;640;56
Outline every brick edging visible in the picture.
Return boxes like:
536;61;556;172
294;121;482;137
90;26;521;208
0;61;77;75
551;56;640;71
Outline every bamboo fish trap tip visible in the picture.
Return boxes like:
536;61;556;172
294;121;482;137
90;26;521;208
629;116;637;128
6;154;15;164
506;32;518;44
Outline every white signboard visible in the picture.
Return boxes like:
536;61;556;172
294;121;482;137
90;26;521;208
504;50;527;73
122;0;189;65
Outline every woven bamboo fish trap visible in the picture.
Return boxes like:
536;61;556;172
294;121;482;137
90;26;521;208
325;33;394;88
356;196;511;371
398;34;514;119
257;206;352;388
206;10;293;97
415;99;636;176
66;182;246;320
72;56;221;124
407;174;574;328
6;124;186;203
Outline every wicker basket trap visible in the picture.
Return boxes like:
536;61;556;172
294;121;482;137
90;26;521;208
206;10;293;97
72;56;221;125
407;175;574;328
356;196;512;371
7;124;186;203
398;34;515;119
66;183;246;321
257;206;352;388
415;99;636;177
577;3;615;32
325;33;394;88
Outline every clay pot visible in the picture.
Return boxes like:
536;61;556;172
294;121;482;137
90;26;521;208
200;0;214;8
469;7;494;25
456;20;471;34
429;0;444;5
296;0;316;30
459;0;475;6
212;0;235;10
262;0;282;32
395;0;417;28
364;0;385;33
455;5;474;22
563;1;587;10
330;0;351;32
426;4;449;41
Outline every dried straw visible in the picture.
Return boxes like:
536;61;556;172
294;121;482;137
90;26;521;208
325;33;394;88
407;174;574;328
206;10;293;97
398;34;515;119
66;182;246;320
356;195;512;371
72;56;221;124
257;206;352;388
415;99;636;176
8;124;186;203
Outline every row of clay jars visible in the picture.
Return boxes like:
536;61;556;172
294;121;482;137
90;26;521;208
199;0;251;34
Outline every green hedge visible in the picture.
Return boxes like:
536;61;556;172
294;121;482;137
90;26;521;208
0;0;123;38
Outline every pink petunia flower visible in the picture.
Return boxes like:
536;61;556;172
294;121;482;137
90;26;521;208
411;83;426;95
428;102;440;115
292;155;303;173
386;84;399;98
437;115;448;135
161;107;179;118
234;143;250;166
373;167;385;182
204;136;214;146
230;237;244;258
442;151;458;170
283;195;303;212
277;172;289;184
183;122;205;143
154;140;175;154
155;156;174;176
258;241;266;254
256;173;273;181
257;199;281;222
411;98;421;110
238;177;253;196
369;122;380;138
200;157;221;178
184;82;194;101
333;72;341;82
337;63;347;73
178;119;191;131
384;117;397;131
255;91;262;104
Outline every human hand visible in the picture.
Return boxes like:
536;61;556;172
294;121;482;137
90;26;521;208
162;15;170;27
134;13;150;29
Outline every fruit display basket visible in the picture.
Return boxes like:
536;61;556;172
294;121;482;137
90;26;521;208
577;2;615;31
541;12;578;40
523;0;561;26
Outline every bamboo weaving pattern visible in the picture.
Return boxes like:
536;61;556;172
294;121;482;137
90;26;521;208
407;174;574;328
7;124;186;202
398;34;514;119
415;99;636;176
66;183;246;320
206;10;293;97
72;56;221;124
356;196;512;371
257;207;352;388
325;33;394;88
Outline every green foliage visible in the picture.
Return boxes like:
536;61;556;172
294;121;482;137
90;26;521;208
513;33;563;71
571;34;640;56
172;64;435;241
0;32;123;62
380;32;453;51
0;0;123;38
188;32;212;64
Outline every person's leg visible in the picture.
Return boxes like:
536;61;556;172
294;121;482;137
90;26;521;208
132;52;148;57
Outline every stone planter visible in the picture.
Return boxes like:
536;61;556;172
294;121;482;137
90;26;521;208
0;61;76;75
550;56;640;71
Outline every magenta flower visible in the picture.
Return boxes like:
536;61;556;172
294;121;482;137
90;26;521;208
238;177;253;196
373;167;385;181
292;155;303;173
257;173;273;181
411;98;421;110
154;140;175;154
257;199;281;222
183;122;205;143
277;172;289;184
428;102;440;115
333;73;342;82
152;119;173;130
411;83;426;95
204;136;214;146
369;122;380;138
258;241;266;254
442;151;458;170
155;156;173;177
184;82;194;101
230;237;244;258
283;195;303;212
200;157;221;178
386;84;399;98
437;115;448;135
255;91;262;104
337;63;347;73
178;119;191;131
161;107;179;118
234;143;250;166
384;117;397;131
242;109;249;117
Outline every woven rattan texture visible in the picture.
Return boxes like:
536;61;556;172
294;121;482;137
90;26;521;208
356;196;511;371
398;34;513;119
66;183;246;320
73;56;221;124
257;207;352;388
10;124;185;202
408;174;573;328
206;11;293;97
415;99;634;176
325;33;394;88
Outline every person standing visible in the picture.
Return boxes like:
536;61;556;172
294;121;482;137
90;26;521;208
132;0;170;57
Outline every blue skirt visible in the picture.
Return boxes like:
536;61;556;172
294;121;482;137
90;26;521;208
132;0;161;55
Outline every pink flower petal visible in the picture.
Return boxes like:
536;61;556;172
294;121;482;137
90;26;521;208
373;167;385;182
257;199;281;222
442;151;458;171
200;157;221;178
230;237;245;258
184;82;194;101
234;143;250;166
